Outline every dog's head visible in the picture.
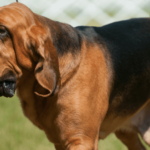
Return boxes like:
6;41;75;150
0;3;60;98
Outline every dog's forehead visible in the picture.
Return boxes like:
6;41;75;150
0;3;34;28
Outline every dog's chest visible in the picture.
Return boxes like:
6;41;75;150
17;77;44;129
17;88;42;127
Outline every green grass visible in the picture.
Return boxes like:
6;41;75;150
0;95;149;150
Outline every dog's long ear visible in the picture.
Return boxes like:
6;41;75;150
27;25;60;97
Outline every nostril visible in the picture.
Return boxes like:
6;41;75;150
3;82;9;88
3;82;6;87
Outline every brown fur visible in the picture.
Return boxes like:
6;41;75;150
0;3;150;150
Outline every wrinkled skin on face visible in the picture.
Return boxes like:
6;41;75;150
0;3;60;98
0;4;35;97
0;26;20;97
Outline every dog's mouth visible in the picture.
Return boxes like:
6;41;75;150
0;73;16;98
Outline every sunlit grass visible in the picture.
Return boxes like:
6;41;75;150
0;95;149;150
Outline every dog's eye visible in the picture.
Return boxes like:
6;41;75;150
0;27;8;37
0;29;6;34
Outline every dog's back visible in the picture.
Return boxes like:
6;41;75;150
76;18;150;113
76;19;150;138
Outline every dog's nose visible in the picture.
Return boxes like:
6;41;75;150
0;80;16;97
0;70;16;98
2;81;16;97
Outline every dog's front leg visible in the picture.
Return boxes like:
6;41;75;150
65;134;95;150
54;135;95;150
54;93;109;150
54;133;99;150
53;49;109;150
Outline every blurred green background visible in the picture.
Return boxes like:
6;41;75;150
1;0;150;149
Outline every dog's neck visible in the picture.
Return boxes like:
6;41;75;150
49;21;82;57
35;14;82;56
53;23;82;86
35;14;82;86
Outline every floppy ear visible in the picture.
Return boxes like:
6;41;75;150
27;25;60;97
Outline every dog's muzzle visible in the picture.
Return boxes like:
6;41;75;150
0;72;16;97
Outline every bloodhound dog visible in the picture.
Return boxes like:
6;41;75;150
0;2;150;150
